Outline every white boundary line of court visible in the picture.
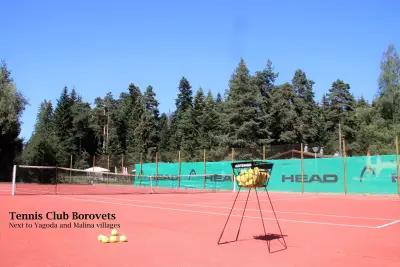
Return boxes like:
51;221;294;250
78;195;398;221
182;196;321;205
55;195;378;229
375;220;400;229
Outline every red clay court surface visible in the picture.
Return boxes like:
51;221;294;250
0;183;399;267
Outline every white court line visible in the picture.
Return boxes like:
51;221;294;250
183;203;397;221
375;220;400;229
305;194;400;202
55;195;377;229
76;195;397;221
148;191;317;203
197;195;320;205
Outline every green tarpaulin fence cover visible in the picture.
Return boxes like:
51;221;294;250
135;155;399;194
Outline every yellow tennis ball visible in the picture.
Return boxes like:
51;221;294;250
101;236;109;243
119;235;128;242
97;234;106;241
111;228;118;236
109;235;118;243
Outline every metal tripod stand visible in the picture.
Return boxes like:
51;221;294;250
217;162;287;253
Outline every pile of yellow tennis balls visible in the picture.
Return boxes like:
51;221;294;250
236;167;270;187
98;228;128;243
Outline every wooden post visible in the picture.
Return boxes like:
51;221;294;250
301;143;304;194
155;152;159;179
338;123;342;156
343;139;347;195
178;150;181;188
106;112;109;153
203;149;206;189
140;153;143;176
231;148;235;192
396;136;399;195
107;155;110;171
263;145;266;161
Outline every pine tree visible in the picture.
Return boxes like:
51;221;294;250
144;86;160;119
325;80;355;128
253;60;279;145
268;83;298;143
158;113;170;150
53;87;75;165
175;77;193;114
119;83;143;159
224;59;266;153
216;93;223;103
202;91;221;148
134;86;161;160
325;80;356;153
253;60;278;97
169;77;195;153
377;44;400;124
192;88;206;148
291;69;319;144
0;63;27;180
70;101;97;158
22;101;57;166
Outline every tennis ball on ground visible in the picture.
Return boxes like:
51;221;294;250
111;228;118;236
109;235;118;243
100;236;109;243
119;235;128;242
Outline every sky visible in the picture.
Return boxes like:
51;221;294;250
1;0;399;140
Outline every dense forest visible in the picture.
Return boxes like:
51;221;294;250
0;45;399;179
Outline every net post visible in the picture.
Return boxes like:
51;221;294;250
232;148;235;192
107;155;110;171
342;138;347;195
92;155;95;171
203;149;206;189
395;135;399;196
301;143;304;194
11;165;16;196
178;150;181;189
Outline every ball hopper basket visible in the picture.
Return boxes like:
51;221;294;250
232;161;273;188
217;161;287;253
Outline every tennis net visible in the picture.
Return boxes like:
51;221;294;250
11;165;234;195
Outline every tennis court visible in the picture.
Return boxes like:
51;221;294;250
1;182;399;267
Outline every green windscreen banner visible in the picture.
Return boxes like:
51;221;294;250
135;155;399;194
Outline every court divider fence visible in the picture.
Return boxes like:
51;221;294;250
134;140;400;195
